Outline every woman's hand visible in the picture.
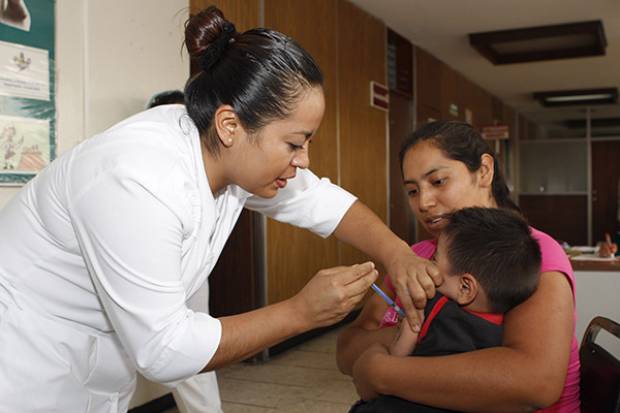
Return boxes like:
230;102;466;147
389;320;420;357
291;262;378;330
352;343;389;400
385;246;441;332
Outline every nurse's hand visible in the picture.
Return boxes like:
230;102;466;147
292;262;378;329
385;247;441;332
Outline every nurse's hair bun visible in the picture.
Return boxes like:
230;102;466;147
185;6;238;71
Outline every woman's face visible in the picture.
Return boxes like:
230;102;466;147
402;140;495;238
232;86;325;198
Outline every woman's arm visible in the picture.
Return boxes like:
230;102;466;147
204;263;378;371
247;171;439;329
352;271;574;413
334;201;440;330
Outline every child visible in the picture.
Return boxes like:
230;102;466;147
351;207;542;413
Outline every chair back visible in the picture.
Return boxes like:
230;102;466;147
580;316;620;413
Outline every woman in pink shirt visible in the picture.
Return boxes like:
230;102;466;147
337;121;580;412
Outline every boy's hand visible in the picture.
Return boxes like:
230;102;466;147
389;320;420;357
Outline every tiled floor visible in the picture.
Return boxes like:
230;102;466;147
166;326;357;413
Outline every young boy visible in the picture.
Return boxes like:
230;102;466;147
351;207;542;413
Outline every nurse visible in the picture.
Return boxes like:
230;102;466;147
0;6;438;412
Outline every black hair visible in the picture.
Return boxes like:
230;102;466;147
399;120;519;212
184;6;323;157
442;207;541;313
147;90;185;108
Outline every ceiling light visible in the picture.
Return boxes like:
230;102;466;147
469;20;606;65
533;88;618;107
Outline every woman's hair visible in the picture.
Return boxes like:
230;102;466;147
184;6;323;156
399;120;519;212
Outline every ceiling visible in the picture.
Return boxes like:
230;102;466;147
349;0;620;115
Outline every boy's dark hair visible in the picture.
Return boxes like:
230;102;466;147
443;207;541;313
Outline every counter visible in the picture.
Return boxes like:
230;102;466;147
571;257;620;272
572;258;620;342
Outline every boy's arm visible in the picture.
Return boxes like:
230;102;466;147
336;286;398;375
389;321;419;357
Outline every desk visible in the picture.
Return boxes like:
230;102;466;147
571;258;620;272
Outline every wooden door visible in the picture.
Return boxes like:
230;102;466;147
389;91;414;243
338;0;387;266
592;141;620;244
263;0;340;305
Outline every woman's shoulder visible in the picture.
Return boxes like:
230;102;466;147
529;227;575;280
529;227;565;257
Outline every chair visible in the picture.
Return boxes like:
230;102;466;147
580;316;620;413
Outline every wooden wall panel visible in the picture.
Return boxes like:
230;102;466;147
519;195;588;245
389;91;414;243
264;0;340;304
416;104;441;126
502;104;517;189
457;75;479;124
471;85;494;127
415;47;441;116
191;0;259;32
439;64;459;120
338;0;387;266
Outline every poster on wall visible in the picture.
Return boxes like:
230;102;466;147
0;0;55;185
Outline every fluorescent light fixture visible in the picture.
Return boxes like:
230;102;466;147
546;94;614;103
469;20;606;65
533;88;618;107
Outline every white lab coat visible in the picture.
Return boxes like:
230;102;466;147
0;105;356;412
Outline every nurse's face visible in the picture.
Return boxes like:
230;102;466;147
401;140;495;238
233;86;325;198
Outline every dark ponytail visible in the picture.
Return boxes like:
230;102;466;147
183;6;323;157
399;121;520;212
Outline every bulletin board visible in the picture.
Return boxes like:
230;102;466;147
0;0;55;185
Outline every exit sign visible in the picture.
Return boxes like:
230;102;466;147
370;81;389;111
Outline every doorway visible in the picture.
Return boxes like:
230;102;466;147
592;140;620;244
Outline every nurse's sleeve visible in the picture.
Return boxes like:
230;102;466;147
68;168;220;387
244;168;357;238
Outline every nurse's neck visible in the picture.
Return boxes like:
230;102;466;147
201;141;231;195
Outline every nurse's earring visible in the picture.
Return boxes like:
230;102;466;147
213;104;240;148
220;126;235;148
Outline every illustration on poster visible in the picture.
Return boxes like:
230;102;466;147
0;0;31;32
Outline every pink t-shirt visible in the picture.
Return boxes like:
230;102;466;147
383;228;580;412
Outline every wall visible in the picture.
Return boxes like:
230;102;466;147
0;0;189;210
337;0;387;266
263;0;342;304
416;46;508;129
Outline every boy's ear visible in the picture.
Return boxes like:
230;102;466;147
454;273;479;306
